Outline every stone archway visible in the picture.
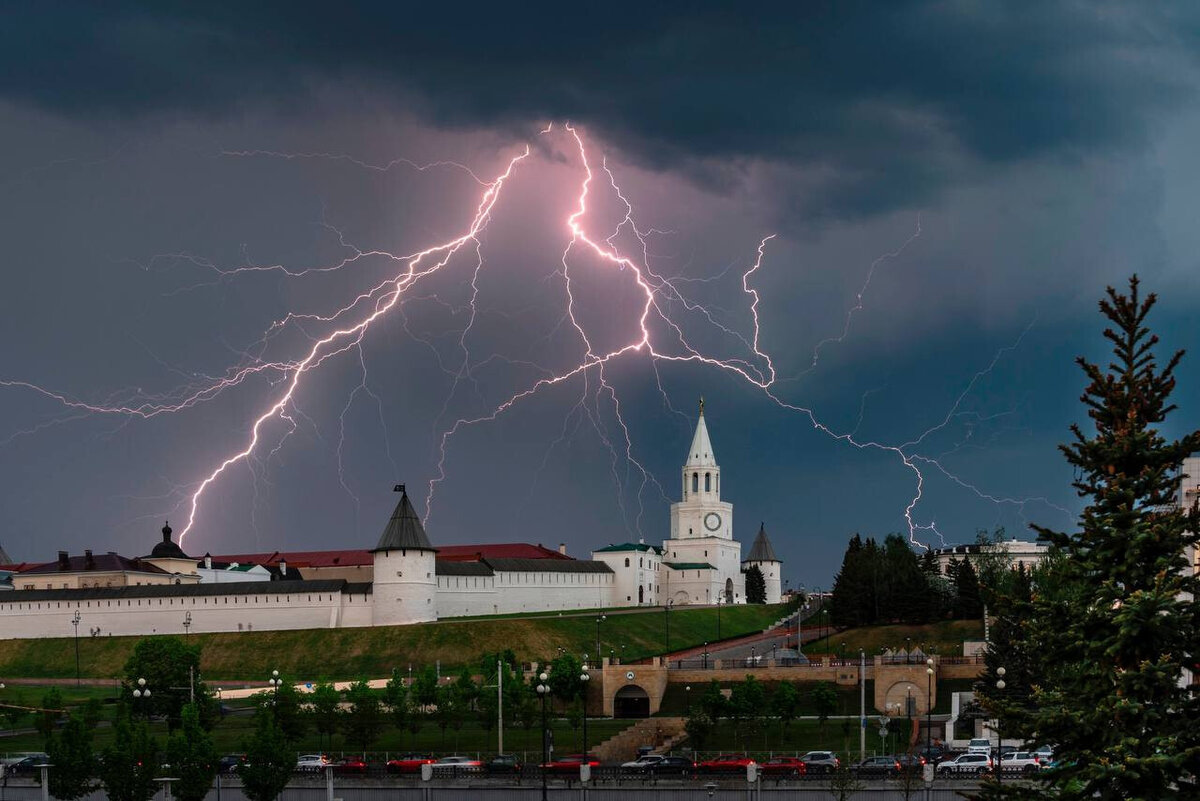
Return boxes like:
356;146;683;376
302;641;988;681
672;590;690;605
614;684;651;718
724;577;733;603
882;680;925;717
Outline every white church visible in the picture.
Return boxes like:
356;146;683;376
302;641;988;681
0;405;782;640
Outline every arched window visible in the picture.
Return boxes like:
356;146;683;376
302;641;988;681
692;472;698;493
624;558;630;568
705;472;711;492
639;558;643;568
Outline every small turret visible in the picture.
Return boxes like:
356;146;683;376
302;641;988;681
742;522;782;604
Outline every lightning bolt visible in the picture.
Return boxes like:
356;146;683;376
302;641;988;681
0;124;1066;553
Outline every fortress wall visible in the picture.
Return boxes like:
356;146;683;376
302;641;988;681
0;588;363;640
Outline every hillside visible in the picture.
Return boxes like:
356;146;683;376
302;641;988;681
0;602;789;680
805;619;985;656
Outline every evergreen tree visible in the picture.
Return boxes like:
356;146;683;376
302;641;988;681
952;557;982;619
831;534;868;626
745;565;767;603
164;703;218;801
977;277;1200;800
45;713;95;800
36;688;63;740
882;534;927;623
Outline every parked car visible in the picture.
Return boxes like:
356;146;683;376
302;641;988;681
696;754;756;774
999;752;1042;775
799;751;840;775
759;756;807;777
937;753;992;775
542;754;599;774
915;744;945;764
295;754;329;772
894;754;926;774
646;756;695;776
332;756;369;775
854;755;899;777
431;755;483;774
966;738;993;755
622;755;665;772
218;754;247;774
0;752;47;769
1033;745;1054;765
484;754;521;775
5;755;49;776
386;754;436;774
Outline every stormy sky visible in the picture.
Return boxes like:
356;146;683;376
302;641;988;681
1;2;1198;589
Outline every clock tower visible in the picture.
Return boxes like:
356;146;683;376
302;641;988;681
662;399;744;605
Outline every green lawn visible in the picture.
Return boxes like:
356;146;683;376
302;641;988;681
803;619;984;658
0;603;791;681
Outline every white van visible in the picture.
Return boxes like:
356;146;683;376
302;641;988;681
967;738;993;755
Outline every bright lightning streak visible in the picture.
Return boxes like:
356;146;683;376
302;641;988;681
0;125;1062;553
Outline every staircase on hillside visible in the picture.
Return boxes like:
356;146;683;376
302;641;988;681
592;717;687;763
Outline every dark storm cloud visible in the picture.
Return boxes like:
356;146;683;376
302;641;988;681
2;1;1195;217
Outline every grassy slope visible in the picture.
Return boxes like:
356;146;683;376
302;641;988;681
0;603;789;681
804;619;984;657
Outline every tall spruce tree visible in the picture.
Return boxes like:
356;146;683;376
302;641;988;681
977;277;1200;800
745;565;767;603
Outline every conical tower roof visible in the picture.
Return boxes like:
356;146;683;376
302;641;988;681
0;543;11;565
745;522;779;563
372;484;435;553
686;397;717;467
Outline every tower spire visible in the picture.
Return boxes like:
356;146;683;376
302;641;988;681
685;400;717;467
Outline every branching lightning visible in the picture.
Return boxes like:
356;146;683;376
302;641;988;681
0;125;1065;552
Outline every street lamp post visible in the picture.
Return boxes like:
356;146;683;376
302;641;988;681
716;596;722;640
926;658;934;755
994;667;1006;785
536;673;550;801
595;615;606;663
685;685;691;713
183;611;192;638
702;642;708;670
580;666;590;759
71;611;81;687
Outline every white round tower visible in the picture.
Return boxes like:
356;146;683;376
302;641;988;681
743;522;782;604
371;484;438;626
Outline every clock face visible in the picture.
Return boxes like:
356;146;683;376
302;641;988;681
704;512;722;531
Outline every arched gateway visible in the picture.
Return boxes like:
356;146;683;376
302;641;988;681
613;684;651;718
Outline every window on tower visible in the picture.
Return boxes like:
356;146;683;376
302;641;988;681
624;558;630;567
692;472;698;493
705;472;711;492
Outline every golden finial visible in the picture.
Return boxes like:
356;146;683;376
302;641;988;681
699;395;705;416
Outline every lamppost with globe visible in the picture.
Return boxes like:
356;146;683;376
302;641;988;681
132;677;151;719
536;672;551;801
994;667;1006;784
594;615;606;663
580;665;591;759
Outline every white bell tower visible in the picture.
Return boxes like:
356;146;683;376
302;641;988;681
371;484;438;626
671;397;733;541
663;399;744;605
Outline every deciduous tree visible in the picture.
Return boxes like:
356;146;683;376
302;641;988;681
164;703;218;801
46;713;95;800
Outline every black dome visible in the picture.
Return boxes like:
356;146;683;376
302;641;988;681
149;521;190;560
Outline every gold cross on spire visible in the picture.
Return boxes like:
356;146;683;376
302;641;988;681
699;395;705;416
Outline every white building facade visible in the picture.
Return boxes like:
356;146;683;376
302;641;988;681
0;406;779;640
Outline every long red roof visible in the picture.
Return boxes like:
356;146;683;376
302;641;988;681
209;542;572;568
